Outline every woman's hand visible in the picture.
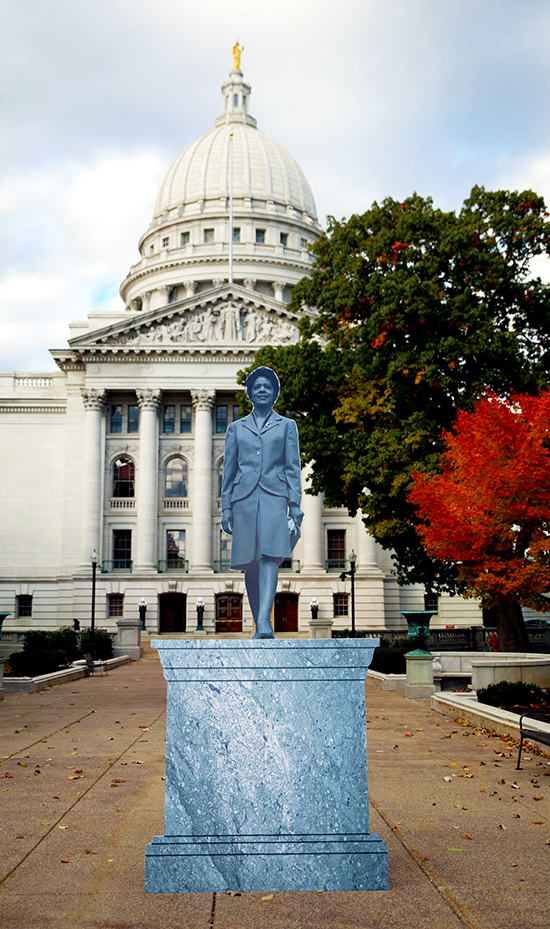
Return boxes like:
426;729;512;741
288;504;304;528
221;508;233;534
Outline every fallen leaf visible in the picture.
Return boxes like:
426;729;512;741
448;847;463;852
85;849;97;854
534;797;544;801
444;763;457;768
464;833;473;840
225;891;242;896
60;859;70;864
443;776;452;783
498;824;507;830
511;784;520;790
532;821;544;825
58;825;68;830
261;894;274;901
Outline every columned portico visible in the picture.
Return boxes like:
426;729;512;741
135;389;162;571
80;388;107;566
300;464;324;571
355;510;379;572
191;389;215;571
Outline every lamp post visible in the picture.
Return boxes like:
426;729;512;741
90;549;98;642
196;598;205;632
310;598;319;620
339;549;357;636
139;598;147;631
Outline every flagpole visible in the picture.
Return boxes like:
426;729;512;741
229;130;234;284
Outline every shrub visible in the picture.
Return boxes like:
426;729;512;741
477;680;550;710
332;630;374;639
7;627;79;677
370;636;416;675
78;628;113;661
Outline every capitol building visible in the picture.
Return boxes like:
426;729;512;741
0;59;481;639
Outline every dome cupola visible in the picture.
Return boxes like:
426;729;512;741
120;51;321;315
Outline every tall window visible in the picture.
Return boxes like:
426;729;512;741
165;458;188;498
110;405;123;433
17;594;32;617
220;530;232;567
167;530;186;565
233;227;241;243
233;405;240;422
233;93;238;107
327;529;346;569
280;232;288;246
204;228;215;244
107;594;124;617
216;406;228;433
217;458;224;497
255;229;266;244
424;593;439;613
163;405;175;433
300;237;307;249
113;530;132;569
333;593;349;617
113;458;135;498
128;404;139;433
181;231;190;246
180;405;192;432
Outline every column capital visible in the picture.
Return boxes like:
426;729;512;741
191;389;215;412
136;388;162;411
81;388;108;412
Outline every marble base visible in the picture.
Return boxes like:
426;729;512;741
145;640;389;893
405;652;435;700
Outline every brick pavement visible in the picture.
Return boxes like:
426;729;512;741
1;644;549;929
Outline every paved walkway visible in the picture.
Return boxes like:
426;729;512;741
1;644;549;929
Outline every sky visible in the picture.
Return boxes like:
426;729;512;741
1;0;550;371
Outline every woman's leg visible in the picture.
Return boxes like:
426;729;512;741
244;562;260;624
255;557;278;638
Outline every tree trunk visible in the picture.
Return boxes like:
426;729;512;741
485;600;529;652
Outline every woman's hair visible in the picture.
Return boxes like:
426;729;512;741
245;366;280;403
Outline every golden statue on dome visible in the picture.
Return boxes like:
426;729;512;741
232;41;243;71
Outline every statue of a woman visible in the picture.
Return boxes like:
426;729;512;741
221;367;303;638
232;42;243;71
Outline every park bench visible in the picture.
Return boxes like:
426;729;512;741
83;653;107;677
516;709;550;769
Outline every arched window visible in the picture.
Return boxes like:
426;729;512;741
165;458;188;498
113;457;135;498
233;93;238;107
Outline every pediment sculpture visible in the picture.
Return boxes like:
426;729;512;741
107;303;298;347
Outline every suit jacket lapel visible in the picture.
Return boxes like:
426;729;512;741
241;412;260;435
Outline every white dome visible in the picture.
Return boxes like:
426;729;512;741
154;122;318;221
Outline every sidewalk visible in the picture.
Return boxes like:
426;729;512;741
0;643;548;929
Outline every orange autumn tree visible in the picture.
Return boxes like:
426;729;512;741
409;391;550;651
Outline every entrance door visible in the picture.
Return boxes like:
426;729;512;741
274;593;299;633
215;594;243;633
159;593;186;633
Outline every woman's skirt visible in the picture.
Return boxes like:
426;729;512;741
230;487;291;569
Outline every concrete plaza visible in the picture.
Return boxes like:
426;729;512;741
1;642;549;929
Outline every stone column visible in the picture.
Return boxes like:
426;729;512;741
300;464;324;571
191;389;215;571
80;389;107;566
135;389;162;571
354;510;378;572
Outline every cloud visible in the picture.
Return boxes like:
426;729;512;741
0;150;167;370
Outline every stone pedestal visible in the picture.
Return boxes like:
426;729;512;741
308;619;333;639
405;652;435;699
145;640;388;893
114;619;142;661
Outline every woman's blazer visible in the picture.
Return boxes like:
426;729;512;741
221;411;302;510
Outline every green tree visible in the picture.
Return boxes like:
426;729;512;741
245;187;550;632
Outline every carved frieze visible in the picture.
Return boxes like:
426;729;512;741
110;301;298;348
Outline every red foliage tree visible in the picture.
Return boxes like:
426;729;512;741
409;391;550;651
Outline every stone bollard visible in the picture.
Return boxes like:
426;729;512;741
308;619;333;639
114;619;143;661
405;652;435;699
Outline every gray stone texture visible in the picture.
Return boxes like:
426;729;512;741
145;639;388;892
